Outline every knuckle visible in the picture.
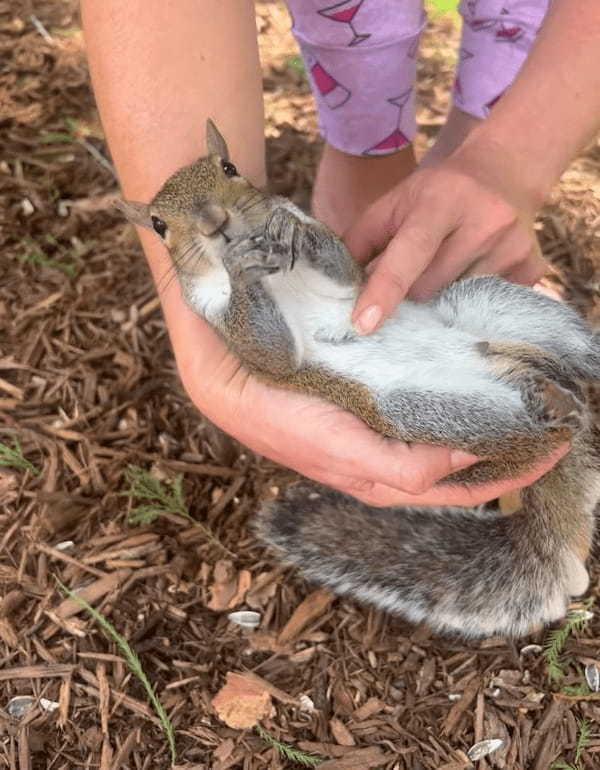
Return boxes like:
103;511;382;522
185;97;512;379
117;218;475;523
342;478;375;496
398;467;431;496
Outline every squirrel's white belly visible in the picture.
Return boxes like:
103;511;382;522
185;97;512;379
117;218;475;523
268;266;522;406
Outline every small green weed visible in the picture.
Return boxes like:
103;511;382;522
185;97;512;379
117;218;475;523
56;578;176;762
544;602;593;684
19;236;78;277
551;718;590;770
256;725;323;767
0;438;39;474
122;465;234;556
122;465;190;525
286;55;305;74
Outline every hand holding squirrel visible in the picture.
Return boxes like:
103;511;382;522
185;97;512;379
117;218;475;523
347;137;548;334
119;121;600;637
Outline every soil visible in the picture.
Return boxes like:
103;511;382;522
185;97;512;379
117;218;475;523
1;2;600;768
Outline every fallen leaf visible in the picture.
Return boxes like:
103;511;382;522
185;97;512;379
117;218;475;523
211;672;272;729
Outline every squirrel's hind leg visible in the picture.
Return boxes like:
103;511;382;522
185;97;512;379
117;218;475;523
378;375;583;483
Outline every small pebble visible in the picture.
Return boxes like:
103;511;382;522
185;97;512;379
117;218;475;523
21;198;34;216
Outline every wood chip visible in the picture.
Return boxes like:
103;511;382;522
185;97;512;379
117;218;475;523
277;588;334;645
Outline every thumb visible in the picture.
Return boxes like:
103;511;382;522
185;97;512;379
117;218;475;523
350;201;457;334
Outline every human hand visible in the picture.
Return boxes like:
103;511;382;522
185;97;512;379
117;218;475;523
345;137;548;335
172;305;566;508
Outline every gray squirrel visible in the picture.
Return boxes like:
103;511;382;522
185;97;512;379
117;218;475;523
119;120;600;638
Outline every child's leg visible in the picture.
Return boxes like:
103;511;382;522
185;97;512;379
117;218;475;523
422;0;551;166
285;0;426;233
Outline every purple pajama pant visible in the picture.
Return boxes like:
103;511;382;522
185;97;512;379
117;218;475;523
285;0;550;155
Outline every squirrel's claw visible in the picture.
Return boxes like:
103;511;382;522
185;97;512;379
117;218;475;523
224;233;293;285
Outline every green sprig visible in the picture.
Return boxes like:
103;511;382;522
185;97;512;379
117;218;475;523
122;465;234;556
544;602;593;684
55;578;176;762
0;438;39;474
256;725;323;767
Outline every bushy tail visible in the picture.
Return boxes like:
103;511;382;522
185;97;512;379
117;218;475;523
257;446;598;638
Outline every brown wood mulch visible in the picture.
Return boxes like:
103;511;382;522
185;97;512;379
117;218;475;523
1;1;599;768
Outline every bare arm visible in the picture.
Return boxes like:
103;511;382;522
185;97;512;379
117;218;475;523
81;0;565;505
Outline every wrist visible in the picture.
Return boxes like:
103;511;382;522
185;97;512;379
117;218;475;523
449;124;551;212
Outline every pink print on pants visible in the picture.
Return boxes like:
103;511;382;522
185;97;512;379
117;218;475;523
286;0;550;154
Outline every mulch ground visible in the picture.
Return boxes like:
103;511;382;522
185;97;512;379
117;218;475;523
1;2;600;768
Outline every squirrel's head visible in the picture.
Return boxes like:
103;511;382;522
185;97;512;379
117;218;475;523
117;120;263;274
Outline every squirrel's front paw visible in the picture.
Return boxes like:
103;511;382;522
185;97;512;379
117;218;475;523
224;234;292;284
264;207;304;269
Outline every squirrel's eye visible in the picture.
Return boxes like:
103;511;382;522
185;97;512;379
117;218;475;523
221;160;238;178
151;216;167;238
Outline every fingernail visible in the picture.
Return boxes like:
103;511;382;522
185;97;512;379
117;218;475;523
450;450;478;471
354;305;382;335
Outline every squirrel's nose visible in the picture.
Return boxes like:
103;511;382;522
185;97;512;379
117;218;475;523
197;203;228;236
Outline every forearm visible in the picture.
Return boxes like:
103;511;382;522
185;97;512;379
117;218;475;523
461;0;600;205
80;0;265;401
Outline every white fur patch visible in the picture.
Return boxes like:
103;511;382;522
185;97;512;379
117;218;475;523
266;261;521;407
186;262;231;323
564;551;590;597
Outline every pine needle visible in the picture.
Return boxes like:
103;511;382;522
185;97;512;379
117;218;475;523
122;465;234;557
0;438;39;474
55;578;176;763
256;725;323;767
544;603;593;684
575;718;590;766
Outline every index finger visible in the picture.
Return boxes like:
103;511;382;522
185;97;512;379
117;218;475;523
350;203;459;334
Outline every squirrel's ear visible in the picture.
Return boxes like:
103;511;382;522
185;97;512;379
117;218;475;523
206;119;230;160
114;199;153;230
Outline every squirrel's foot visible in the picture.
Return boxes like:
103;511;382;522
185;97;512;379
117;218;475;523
477;340;584;400
224;233;292;284
521;376;585;433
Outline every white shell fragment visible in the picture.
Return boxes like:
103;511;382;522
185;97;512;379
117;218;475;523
585;663;600;692
520;644;543;655
298;694;315;713
7;696;35;718
40;697;60;712
227;611;261;630
467;738;505;762
21;198;35;216
55;540;75;552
